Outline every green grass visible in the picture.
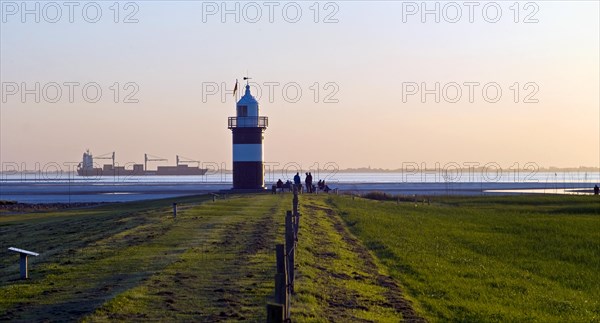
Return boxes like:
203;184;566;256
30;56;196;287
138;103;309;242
0;194;289;321
3;193;598;322
328;194;600;322
0;193;419;322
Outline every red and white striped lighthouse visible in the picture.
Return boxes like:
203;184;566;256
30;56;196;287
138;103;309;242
228;81;268;190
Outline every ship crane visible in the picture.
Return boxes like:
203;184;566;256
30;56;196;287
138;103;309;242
176;155;201;166
95;152;115;168
144;153;167;171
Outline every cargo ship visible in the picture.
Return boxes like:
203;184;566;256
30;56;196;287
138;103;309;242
76;150;208;176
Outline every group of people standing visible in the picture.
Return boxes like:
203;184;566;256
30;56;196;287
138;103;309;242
291;172;331;193
304;172;314;193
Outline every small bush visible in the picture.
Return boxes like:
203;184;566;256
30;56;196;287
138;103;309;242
361;191;393;201
360;191;431;203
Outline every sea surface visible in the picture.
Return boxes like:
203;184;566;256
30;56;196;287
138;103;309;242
1;172;598;203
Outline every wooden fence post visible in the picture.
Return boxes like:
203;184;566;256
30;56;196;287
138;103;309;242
285;211;295;294
292;191;299;216
271;244;288;321
276;244;285;274
266;303;284;323
292;191;300;238
270;197;301;321
274;273;287;306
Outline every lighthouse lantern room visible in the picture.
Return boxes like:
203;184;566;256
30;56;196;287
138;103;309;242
228;82;268;190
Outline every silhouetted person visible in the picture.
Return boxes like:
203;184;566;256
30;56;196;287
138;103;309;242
294;172;301;193
305;172;310;193
307;172;313;193
594;185;599;195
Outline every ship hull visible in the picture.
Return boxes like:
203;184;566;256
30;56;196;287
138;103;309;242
77;167;208;176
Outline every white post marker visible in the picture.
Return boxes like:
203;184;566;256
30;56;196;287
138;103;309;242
8;247;39;279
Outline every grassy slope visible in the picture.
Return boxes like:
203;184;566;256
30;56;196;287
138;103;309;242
0;194;289;321
329;195;600;322
1;193;424;322
3;193;596;322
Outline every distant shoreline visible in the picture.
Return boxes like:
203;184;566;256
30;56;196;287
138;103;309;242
337;167;600;173
1;167;599;176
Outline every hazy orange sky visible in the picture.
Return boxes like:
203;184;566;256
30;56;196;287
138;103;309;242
1;1;598;170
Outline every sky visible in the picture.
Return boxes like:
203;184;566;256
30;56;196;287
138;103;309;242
1;1;599;171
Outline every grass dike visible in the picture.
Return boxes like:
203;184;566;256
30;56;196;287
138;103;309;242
328;194;600;322
1;194;289;321
1;193;422;322
3;192;595;321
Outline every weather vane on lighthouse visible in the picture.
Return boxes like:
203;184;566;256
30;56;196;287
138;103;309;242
233;76;252;100
228;77;268;191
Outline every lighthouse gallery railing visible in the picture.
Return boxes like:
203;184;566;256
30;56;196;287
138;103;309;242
228;116;269;129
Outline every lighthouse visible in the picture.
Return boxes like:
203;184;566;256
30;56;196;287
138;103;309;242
228;81;268;190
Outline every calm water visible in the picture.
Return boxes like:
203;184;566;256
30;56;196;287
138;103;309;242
2;171;599;184
1;172;598;203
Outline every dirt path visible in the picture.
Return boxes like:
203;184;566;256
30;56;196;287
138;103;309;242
292;196;425;322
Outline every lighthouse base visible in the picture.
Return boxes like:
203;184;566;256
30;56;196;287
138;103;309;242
232;161;264;190
221;188;269;194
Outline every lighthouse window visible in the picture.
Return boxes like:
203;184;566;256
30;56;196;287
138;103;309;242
238;105;248;117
